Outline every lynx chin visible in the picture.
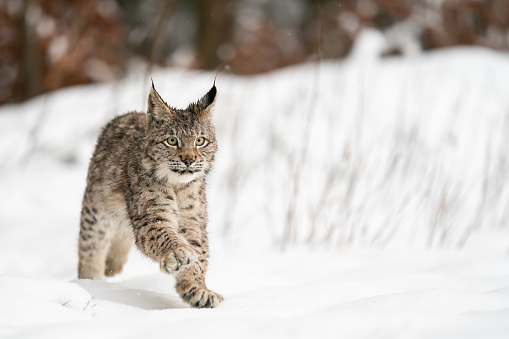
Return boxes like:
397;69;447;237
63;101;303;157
78;82;223;308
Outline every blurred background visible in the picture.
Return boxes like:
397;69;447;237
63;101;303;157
2;0;509;106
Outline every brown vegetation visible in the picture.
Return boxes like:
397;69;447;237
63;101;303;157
1;0;509;105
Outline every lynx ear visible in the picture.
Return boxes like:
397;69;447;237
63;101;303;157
147;82;175;119
193;83;217;120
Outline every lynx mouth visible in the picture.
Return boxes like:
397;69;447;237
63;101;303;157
172;168;198;175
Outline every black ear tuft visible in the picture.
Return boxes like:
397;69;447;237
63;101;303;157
205;84;217;108
190;83;217;120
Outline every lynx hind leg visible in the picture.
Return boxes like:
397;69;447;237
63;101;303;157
105;230;133;277
78;204;111;280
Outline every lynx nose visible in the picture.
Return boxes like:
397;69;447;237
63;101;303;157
182;158;195;167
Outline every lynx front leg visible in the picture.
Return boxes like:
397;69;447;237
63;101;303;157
174;187;222;308
160;245;197;273
130;186;199;272
175;258;223;308
133;222;199;271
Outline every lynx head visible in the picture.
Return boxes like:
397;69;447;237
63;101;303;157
143;82;218;184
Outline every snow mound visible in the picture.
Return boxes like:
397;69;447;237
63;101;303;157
0;275;93;327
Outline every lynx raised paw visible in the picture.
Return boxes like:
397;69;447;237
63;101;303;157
160;246;197;273
181;286;224;308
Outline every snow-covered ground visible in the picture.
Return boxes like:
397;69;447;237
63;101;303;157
1;249;509;338
1;33;509;337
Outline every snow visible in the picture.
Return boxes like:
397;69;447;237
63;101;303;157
1;250;509;338
1;38;509;337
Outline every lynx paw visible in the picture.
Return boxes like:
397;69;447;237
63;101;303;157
182;286;224;308
160;246;197;273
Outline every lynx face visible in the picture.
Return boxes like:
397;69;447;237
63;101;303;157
143;84;217;184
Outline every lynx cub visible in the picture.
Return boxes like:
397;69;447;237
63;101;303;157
78;82;223;308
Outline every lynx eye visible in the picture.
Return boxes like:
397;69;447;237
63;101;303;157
196;137;207;147
164;136;178;147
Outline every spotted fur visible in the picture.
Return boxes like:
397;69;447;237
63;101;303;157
78;83;223;308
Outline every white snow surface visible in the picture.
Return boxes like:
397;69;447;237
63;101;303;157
1;250;509;339
1;42;509;338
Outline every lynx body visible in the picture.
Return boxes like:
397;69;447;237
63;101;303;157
78;83;222;308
